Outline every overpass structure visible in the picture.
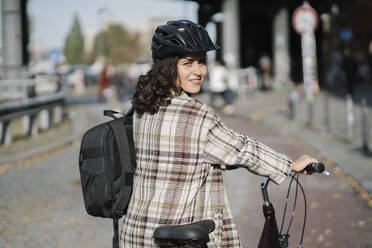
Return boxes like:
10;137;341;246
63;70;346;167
187;0;372;86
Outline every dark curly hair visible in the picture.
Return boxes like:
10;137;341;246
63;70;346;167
132;56;182;115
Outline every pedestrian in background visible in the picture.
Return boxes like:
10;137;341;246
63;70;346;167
120;20;318;247
97;63;109;99
258;54;273;90
209;60;235;114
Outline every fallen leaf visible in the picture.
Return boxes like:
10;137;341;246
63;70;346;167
326;212;334;219
317;234;325;242
332;193;341;199
357;220;365;227
361;192;369;200
70;179;81;185
324;229;332;235
310;202;319;209
349;222;356;229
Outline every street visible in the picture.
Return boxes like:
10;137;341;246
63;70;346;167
0;102;371;248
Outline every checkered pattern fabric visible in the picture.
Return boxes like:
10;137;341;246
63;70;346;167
120;92;292;247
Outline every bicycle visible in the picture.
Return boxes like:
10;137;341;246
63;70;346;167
153;162;328;248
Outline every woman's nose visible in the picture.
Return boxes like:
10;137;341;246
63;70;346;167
192;62;202;75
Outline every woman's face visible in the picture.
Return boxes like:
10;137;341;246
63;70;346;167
176;53;207;94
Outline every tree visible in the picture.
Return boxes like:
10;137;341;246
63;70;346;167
89;23;140;64
63;14;84;65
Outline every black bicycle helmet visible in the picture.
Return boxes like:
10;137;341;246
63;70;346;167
151;20;219;61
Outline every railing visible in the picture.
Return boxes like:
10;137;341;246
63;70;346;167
0;79;34;101
0;89;67;145
288;91;371;152
0;76;60;102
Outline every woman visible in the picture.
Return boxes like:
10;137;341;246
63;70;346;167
120;20;317;247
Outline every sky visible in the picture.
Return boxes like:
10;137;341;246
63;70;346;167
26;0;198;49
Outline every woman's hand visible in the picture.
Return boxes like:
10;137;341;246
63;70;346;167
292;155;318;174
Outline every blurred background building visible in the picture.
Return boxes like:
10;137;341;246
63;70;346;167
1;0;372;90
189;0;372;89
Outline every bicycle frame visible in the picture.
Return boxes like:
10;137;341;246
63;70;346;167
258;177;289;248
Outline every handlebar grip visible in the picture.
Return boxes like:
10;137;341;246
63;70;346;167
305;162;325;174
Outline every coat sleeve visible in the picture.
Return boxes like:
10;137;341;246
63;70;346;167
203;113;292;184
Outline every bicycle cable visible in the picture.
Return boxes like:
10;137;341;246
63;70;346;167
285;173;299;234
279;172;298;234
279;172;307;247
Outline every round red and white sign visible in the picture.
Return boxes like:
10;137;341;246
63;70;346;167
292;3;318;34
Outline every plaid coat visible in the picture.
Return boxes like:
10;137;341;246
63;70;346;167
120;92;292;247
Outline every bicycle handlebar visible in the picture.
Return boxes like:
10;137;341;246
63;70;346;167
304;162;330;175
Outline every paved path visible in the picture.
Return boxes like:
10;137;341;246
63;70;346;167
221;115;372;248
1;99;372;247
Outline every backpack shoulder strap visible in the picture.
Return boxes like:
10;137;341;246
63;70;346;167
104;106;134;119
104;110;123;119
113;218;119;248
126;106;134;116
109;107;136;248
109;117;135;216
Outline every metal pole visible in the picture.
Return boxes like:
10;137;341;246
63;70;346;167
293;2;319;127
301;28;317;127
307;101;314;127
346;94;354;140
324;92;330;133
361;98;369;152
289;89;299;121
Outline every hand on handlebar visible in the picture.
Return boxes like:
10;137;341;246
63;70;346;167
292;155;319;175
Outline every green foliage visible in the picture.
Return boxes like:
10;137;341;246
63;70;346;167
63;14;84;65
89;23;140;64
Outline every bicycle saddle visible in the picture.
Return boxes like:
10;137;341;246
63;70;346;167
153;219;215;243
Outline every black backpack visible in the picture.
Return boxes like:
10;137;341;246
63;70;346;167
78;107;136;248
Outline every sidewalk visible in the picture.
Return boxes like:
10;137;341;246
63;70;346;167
198;85;372;203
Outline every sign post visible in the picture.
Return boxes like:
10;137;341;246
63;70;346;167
292;1;319;126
